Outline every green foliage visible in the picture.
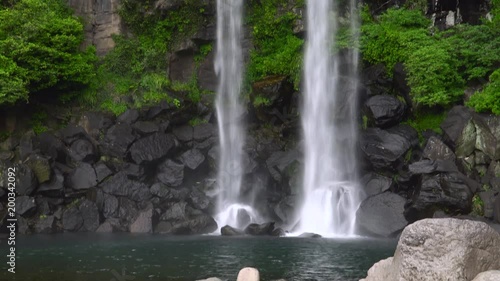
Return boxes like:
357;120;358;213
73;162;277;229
444;24;500;81
471;194;484;216
467;69;500;114
189;117;207;127
248;0;304;88
0;0;97;105
403;111;446;141
361;8;432;72
30;111;48;135
253;95;272;107
361;7;500;108
405;44;465;106
100;100;128;116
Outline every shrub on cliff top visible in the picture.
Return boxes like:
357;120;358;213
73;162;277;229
0;0;97;105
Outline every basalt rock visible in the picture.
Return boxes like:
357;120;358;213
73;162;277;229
157;159;185;186
100;123;136;158
244;222;275;236
129;133;175;165
356;192;408;237
66;163;98;190
365;94;406;128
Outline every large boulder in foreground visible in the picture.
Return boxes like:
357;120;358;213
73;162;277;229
472;271;500;281
360;218;500;281
356;192;408;237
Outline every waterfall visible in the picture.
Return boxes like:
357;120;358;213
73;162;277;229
214;0;259;230
298;0;363;236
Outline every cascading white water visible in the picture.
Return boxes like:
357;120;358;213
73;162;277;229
214;0;259;230
298;0;363;237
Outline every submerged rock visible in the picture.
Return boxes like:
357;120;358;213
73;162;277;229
221;225;244;236
244;222;275;236
298;232;322;238
361;218;500;281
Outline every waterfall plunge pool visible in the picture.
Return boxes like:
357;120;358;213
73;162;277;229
0;234;396;281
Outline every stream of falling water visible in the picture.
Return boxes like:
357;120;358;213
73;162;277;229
214;0;259;231
298;0;363;237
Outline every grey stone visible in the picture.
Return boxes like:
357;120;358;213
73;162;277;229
69;139;97;163
365;94;406;128
17;196;36;216
356;193;408;237
423;136;455;161
172;125;194;142
157;159;184;186
472;271;500;281
62;206;84;231
34;216;55;234
193;123;215;140
117;109;139;124
130;204;153;233
67;163;98;190
78;199;100;232
101;123;136;158
24;154;51;184
132;121;159;135
361;219;500;281
180;149;205;170
129;133;175;165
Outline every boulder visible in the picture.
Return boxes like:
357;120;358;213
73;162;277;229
24;154;51;184
130;204;153;233
237;267;260;281
96;221;114;233
62;206;84;231
94;162;113;183
172;125;193;142
100;123;136;158
360;127;413;170
161;202;188;221
298;232;322;238
78;199;100;232
405;160;478;222
38;168;64;193
361;173;393;197
180;149;206;170
15;164;38;196
356;193;408;237
67;163;98;190
221;225;244;236
193;123;215;141
271;227;286;237
18;130;38;161
422;136;456;162
129;133;175;165
364;95;405;128
103;193;119;218
117;109;139;124
150;182;172;198
132;121;159;135
37;132;68;162
441;106;477;157
60;125;92;145
473;271;500;281
69;139;97;163
34;216;55;234
118;197;139;227
17;196;36;216
157;159;185;186
244;222;275;236
188;188;211;210
101;172;149;200
474;116;497;159
495;196;500;224
361;219;500;281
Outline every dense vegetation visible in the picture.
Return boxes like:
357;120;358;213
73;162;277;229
0;0;96;105
361;6;500;109
0;0;499;123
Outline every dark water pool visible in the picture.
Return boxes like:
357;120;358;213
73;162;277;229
0;234;396;281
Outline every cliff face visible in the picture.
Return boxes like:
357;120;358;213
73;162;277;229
67;0;123;56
